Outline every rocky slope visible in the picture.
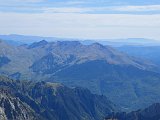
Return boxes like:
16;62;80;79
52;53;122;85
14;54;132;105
0;76;117;120
0;92;40;120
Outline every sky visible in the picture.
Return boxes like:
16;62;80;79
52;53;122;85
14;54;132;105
0;0;160;40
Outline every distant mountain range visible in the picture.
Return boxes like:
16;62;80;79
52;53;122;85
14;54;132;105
82;38;160;47
1;39;160;111
0;34;160;46
0;76;117;120
0;34;79;45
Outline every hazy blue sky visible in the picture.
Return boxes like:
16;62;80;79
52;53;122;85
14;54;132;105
1;0;160;40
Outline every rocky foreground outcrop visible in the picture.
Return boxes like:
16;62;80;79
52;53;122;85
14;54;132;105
0;76;117;120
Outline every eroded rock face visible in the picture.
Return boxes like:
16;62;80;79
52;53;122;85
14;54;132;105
0;92;39;120
0;107;7;120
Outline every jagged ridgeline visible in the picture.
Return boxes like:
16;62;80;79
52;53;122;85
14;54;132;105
1;40;160;110
0;76;118;120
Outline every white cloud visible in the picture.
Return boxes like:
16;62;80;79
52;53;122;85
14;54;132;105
30;5;160;14
0;12;160;40
1;1;160;14
58;1;87;5
43;7;92;13
112;5;160;12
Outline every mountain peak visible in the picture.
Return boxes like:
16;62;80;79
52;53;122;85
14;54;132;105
28;40;48;49
39;40;48;43
91;42;105;48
